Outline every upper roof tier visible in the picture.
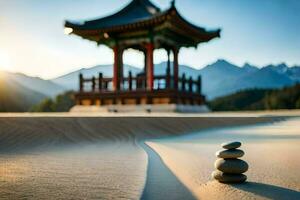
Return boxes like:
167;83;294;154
65;0;221;49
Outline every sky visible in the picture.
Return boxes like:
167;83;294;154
0;0;299;79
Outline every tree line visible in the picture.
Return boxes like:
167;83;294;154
209;83;300;111
30;91;75;112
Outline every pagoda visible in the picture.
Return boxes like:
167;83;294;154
65;0;220;112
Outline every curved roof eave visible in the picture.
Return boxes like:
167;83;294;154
65;0;161;31
65;1;221;45
167;7;221;40
66;9;220;37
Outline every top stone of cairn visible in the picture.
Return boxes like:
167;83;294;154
222;141;241;149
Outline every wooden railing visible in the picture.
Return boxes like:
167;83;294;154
79;71;202;94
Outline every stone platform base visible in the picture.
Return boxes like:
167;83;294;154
70;104;210;113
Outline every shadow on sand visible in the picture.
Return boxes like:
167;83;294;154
233;182;300;200
140;142;196;200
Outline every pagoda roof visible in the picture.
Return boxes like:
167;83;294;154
67;0;161;30
65;0;221;48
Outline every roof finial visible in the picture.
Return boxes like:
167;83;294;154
171;0;176;8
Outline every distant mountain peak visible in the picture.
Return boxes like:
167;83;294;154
204;59;241;73
278;62;288;66
243;62;255;68
277;63;288;69
265;63;288;68
214;59;233;65
242;63;258;72
264;63;289;74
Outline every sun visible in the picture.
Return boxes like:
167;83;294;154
0;51;11;71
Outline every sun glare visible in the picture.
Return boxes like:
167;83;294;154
0;51;11;71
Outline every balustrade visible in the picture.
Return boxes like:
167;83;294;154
78;69;202;94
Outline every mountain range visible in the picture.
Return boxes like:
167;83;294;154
5;71;65;97
0;71;46;112
1;59;299;111
51;59;300;99
200;60;298;99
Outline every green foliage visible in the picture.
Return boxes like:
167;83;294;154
296;98;300;109
31;98;55;112
209;84;300;111
53;91;76;112
264;84;300;110
31;91;75;112
208;89;269;111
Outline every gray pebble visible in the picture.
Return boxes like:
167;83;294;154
215;158;249;174
212;170;247;183
216;149;244;159
222;141;242;149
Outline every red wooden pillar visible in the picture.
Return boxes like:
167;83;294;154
113;46;119;91
79;73;84;92
113;46;123;91
166;50;171;89
173;48;179;90
145;43;154;90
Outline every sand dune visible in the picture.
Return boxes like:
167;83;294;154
0;114;298;199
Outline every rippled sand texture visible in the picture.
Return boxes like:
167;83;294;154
0;115;296;200
147;118;300;200
0;143;147;200
0;116;271;200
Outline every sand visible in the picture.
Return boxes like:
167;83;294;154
0;143;147;200
146;118;300;200
0;112;299;199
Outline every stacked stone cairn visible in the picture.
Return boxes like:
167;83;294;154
212;141;248;183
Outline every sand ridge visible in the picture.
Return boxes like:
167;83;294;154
0;116;280;152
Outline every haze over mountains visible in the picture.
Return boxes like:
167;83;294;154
5;72;65;97
1;59;299;111
200;60;298;99
0;71;46;112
